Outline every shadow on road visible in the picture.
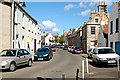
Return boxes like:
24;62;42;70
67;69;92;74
1;65;28;73
88;61;117;68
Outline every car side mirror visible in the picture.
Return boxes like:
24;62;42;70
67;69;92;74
17;53;22;57
17;54;20;57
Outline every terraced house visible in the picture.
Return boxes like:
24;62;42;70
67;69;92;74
0;0;41;52
108;2;120;56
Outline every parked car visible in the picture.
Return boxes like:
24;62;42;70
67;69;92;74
0;49;33;71
63;45;68;50
34;47;53;61
70;46;75;53
92;47;119;65
50;46;56;52
68;46;72;52
72;46;83;54
87;47;95;59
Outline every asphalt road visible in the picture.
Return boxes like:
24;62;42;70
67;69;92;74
1;49;119;79
1;49;84;78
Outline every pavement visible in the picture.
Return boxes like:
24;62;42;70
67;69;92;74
80;53;120;79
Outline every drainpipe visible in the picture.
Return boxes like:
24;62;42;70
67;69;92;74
11;0;15;49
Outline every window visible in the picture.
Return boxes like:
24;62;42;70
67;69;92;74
110;42;113;48
17;50;24;56
91;26;95;34
95;18;98;23
110;21;113;34
116;18;119;33
23;49;30;55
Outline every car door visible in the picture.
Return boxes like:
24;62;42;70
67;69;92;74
92;48;97;62
22;49;31;63
16;49;26;66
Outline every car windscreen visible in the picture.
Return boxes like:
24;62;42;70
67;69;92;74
0;50;16;56
98;48;115;54
75;47;80;49
37;48;49;52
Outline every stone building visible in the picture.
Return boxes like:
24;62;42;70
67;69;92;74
82;1;109;53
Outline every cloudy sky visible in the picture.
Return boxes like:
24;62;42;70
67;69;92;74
25;1;113;35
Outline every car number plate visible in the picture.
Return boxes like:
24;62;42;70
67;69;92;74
108;60;115;63
38;58;43;60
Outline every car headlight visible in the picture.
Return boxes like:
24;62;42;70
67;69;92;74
43;54;48;57
0;61;8;66
34;55;37;57
99;58;107;60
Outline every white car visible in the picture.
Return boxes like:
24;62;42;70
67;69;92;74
92;47;119;65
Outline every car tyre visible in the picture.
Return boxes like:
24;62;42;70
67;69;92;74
9;62;16;72
27;59;32;67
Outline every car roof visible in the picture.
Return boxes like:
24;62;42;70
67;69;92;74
95;47;112;49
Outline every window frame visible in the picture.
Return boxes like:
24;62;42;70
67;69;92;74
116;18;119;33
91;26;96;34
110;21;113;34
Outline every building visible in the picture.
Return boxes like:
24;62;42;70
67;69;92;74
76;27;82;47
0;0;12;50
67;28;77;46
108;2;120;55
0;0;41;53
82;1;109;53
44;33;55;46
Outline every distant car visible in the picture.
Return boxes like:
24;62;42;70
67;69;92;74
72;46;83;54
50;46;56;52
70;46;75;53
68;46;72;52
63;45;68;50
87;47;95;59
92;47;119;65
0;49;33;71
34;47;53;61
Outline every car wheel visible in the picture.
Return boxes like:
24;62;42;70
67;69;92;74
28;59;32;67
9;62;16;71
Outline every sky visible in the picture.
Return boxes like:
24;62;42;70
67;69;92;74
24;1;113;36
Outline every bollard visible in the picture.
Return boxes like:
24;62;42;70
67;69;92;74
117;57;119;72
62;74;65;80
76;69;79;80
86;58;89;73
82;60;84;79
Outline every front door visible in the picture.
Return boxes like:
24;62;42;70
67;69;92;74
115;42;120;56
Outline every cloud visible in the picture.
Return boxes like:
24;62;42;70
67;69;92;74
79;2;87;8
89;2;97;7
80;9;91;17
41;20;59;35
64;4;77;12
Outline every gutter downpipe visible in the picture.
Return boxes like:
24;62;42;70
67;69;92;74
11;0;15;49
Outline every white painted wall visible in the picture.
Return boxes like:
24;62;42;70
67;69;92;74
14;3;41;52
45;33;55;45
97;26;106;47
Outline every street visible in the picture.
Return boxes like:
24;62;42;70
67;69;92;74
2;49;83;78
1;49;119;79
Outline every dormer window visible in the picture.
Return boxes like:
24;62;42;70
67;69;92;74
95;18;98;23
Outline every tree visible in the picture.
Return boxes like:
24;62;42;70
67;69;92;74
59;35;65;44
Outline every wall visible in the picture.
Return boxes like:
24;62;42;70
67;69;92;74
0;2;11;51
108;3;119;51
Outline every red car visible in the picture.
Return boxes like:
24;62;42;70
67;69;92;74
50;46;56;52
73;46;83;54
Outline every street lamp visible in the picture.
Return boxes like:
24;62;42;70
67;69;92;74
19;1;26;8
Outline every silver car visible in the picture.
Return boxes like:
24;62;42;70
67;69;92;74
0;49;33;71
